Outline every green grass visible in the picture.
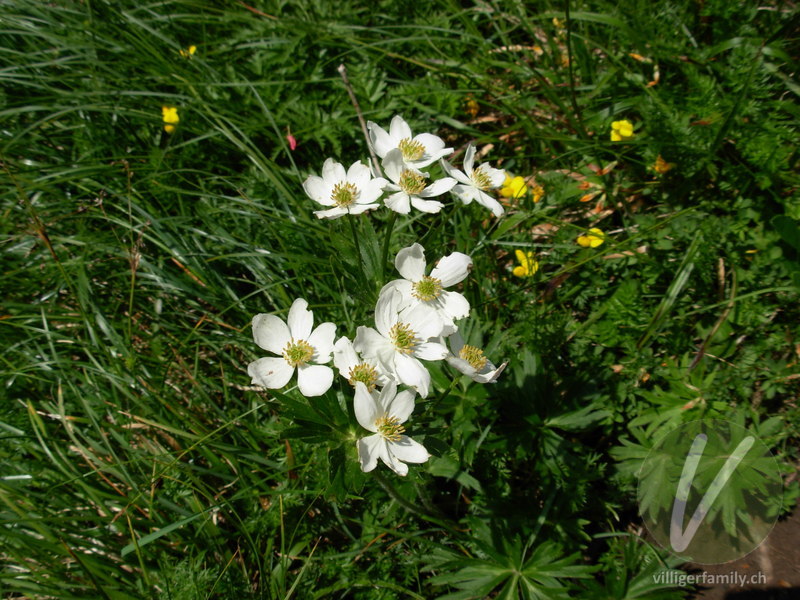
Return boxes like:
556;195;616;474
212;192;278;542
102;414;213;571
1;0;798;598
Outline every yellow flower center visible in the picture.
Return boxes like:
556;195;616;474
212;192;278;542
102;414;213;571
398;169;427;195
347;362;378;391
282;339;314;367
459;344;487;370
375;415;405;442
412;275;443;301
472;166;492;191
398;138;425;162
389;322;418;355
331;181;358;208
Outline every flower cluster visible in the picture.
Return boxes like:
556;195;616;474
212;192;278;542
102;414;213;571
301;115;508;219
247;115;508;478
248;242;504;476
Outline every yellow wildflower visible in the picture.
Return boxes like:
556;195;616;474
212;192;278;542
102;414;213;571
179;45;197;58
162;106;179;134
513;249;539;277
464;95;479;118
610;120;634;142
577;228;605;248
531;185;544;204
500;175;527;199
653;155;674;174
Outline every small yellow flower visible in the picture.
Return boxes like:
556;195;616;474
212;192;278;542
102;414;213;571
179;45;197;58
500;175;527;199
531;185;544;204
513;249;539;277
464;96;479;118
577;228;606;248
610;120;634;142
653;155;674;174
162;106;179;134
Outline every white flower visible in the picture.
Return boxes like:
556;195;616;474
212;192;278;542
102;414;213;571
354;381;430;476
333;336;391;391
302;158;387;219
441;144;506;217
367;114;453;169
444;331;506;383
382;149;456;215
247;298;336;397
354;289;447;398
382;243;472;336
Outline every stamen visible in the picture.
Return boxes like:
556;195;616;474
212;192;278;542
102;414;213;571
330;182;358;208
398;169;427;195
471;167;492;190
412;275;443;301
375;415;405;442
459;344;487;370
282;339;314;367
398;138;425;162
348;362;378;391
389;322;418;355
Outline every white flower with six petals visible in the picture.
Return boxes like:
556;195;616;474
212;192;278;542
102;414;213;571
381;149;456;215
302;158;388;219
441;144;506;217
382;243;472;335
367;115;453;169
354;381;430;476
248;298;336;397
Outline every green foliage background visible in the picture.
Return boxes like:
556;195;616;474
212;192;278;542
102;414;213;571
1;0;798;598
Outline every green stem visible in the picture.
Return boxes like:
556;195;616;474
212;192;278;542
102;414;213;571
380;211;398;283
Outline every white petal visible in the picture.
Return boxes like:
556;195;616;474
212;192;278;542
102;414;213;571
393;353;431;398
248;357;294;388
308;322;336;363
296;364;333;397
321;158;345;183
395;243;426;282
381;149;405;183
374;289;402;336
389;115;412;141
347;204;379;215
473;190;505;218
384;191;411;214
451;184;479;204
409;197;443;214
375;380;398;413
357;178;388;204
463;143;476;175
251;314;291;355
415;341;448;361
438;290;470;320
354;325;389;358
402;302;443;340
385;387;416;423
447;331;466;355
378;438;408;476
347;161;371;186
287;298;313;340
367;121;394;158
419;177;456;198
389;436;430;464
357;435;382;472
431;253;472;287
480;163;505;188
333;336;358;376
379;279;414;311
473;361;506;384
354;381;381;432
441;160;471;185
446;354;476;376
314;207;347;219
302;175;333;205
